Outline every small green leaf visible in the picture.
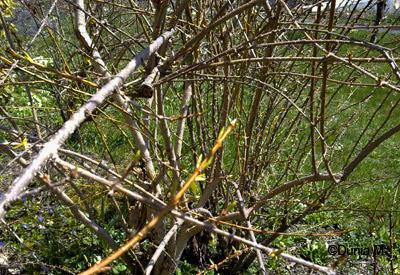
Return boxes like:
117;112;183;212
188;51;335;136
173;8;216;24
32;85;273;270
227;201;237;212
195;174;206;181
196;154;203;168
13;136;28;149
189;182;201;195
270;248;284;257
23;51;35;64
217;127;225;140
133;150;141;160
204;155;215;168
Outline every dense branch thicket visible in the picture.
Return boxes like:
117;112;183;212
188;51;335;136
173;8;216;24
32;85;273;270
0;0;400;274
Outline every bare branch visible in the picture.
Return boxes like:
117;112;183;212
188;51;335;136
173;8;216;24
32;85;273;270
0;29;175;220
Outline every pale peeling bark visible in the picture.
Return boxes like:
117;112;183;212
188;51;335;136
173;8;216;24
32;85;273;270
0;29;174;220
74;0;158;183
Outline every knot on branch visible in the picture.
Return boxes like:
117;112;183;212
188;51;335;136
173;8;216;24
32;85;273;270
131;66;161;98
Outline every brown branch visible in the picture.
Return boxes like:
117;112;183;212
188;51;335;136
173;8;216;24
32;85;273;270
54;155;335;275
342;123;400;180
0;29;175;220
79;120;237;274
